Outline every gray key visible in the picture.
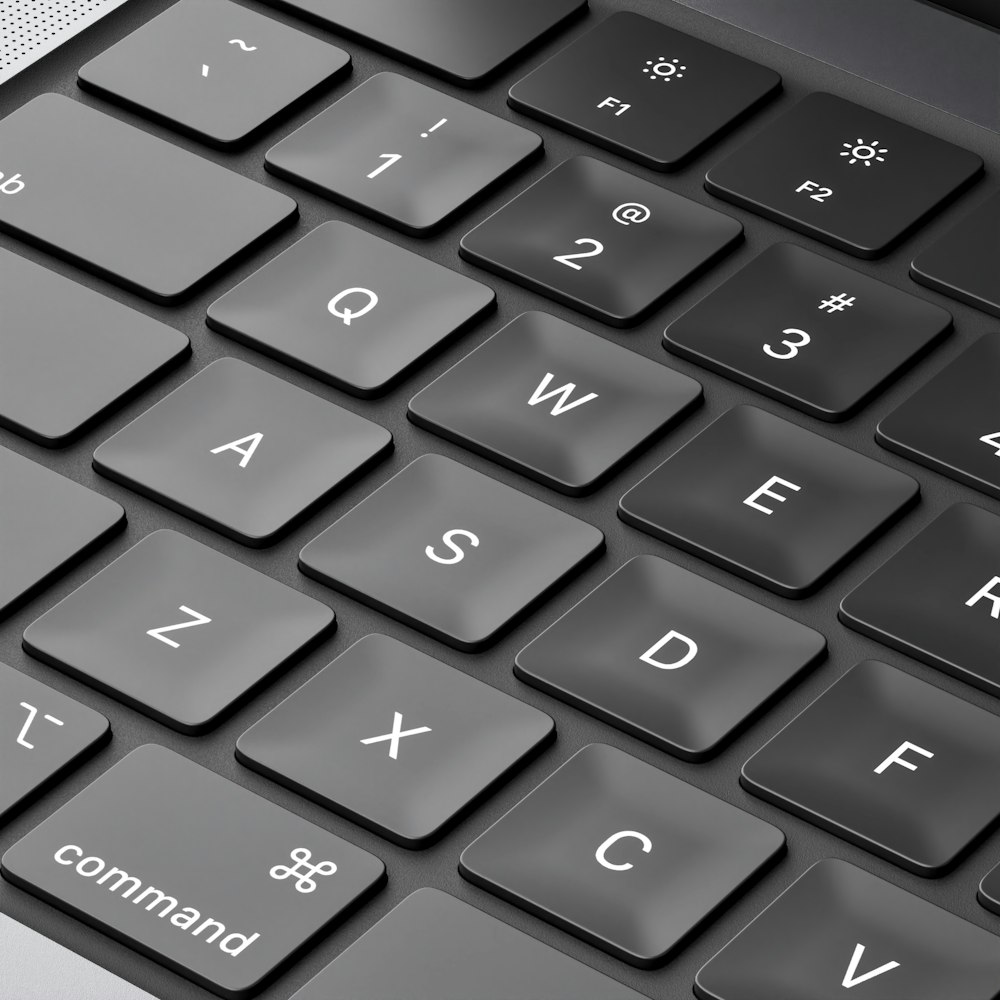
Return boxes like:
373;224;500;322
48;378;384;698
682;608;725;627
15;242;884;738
23;530;335;734
1;913;158;1000
1;745;386;999
0;661;109;824
0;446;125;619
238;633;554;847
0;94;296;302
289;888;647;1000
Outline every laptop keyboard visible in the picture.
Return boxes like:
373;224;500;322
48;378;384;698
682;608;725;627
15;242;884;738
2;0;1000;998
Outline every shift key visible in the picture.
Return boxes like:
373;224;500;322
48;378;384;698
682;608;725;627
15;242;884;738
0;95;297;303
1;745;385;999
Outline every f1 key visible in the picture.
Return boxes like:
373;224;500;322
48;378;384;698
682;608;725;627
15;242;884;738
0;94;296;302
1;745;385;999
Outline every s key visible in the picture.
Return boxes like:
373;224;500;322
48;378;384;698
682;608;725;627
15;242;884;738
0;94;296;303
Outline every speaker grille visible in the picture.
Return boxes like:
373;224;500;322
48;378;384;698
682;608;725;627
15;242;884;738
1;0;130;84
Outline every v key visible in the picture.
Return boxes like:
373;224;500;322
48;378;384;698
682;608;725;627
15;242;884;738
843;943;899;988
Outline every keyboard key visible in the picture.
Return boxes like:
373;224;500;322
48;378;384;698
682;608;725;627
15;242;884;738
618;405;917;598
509;12;780;170
840;503;1000;697
743;660;1000;875
299;454;603;651
665;243;951;421
265;73;541;236
238;633;553;847
408;311;702;494
0;661;109;824
0;247;190;446
0;447;125;619
207;221;494;397
93;358;392;546
289;888;647;1000
695;859;1000;1000
705;92;982;258
2;913;158;1000
979;862;1000;917
515;555;825;761
1;744;385;999
912;192;1000;316
877;335;1000;500
23;530;334;734
0;94;296;303
78;0;350;148
258;0;586;86
460;743;784;967
461;155;742;326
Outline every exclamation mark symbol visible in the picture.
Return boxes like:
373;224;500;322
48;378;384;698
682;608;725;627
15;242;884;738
202;64;210;77
420;118;447;138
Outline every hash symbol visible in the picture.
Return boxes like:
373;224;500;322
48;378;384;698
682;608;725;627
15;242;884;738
819;292;856;314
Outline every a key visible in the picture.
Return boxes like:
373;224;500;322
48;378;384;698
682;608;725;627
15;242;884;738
298;454;603;651
0;661;109;824
509;12;780;170
288;887;646;1000
665;243;951;421
459;743;784;967
23;529;334;734
78;0;351;148
92;358;392;546
840;503;1000;697
408;311;702;495
877;335;1000;500
238;633;554;847
265;73;541;236
1;913;158;1000
207;221;495;397
515;555;825;761
0;247;190;446
0;94;296;303
618;405;918;597
694;859;1000;1000
258;0;586;86
912;192;1000;317
0;744;385;999
742;659;1000;875
0;447;125;619
460;155;743;326
705;92;982;258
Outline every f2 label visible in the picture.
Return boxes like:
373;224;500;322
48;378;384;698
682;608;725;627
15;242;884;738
796;180;833;203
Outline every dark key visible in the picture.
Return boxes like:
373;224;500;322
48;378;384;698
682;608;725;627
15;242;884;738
912;192;1000;317
705;93;982;258
515;555;825;761
23;529;334;734
207;221;494;397
0;447;125;619
695;859;1000;1000
2;913;158;1000
877;335;1000;500
618;405;918;598
460;743;784;967
93;358;392;546
0;94;296;303
258;0;586;86
461;155;743;326
0;247;190;446
288;888;646;1000
0;661;109;824
78;0;350;148
509;12;780;170
840;503;1000;697
265;73;541;236
299;454;604;651
665;243;951;421
408;311;702;495
1;745;385;999
742;660;1000;875
238;633;553;847
979;862;1000;917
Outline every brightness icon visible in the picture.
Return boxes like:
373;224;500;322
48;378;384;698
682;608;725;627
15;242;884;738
643;57;686;82
840;138;887;167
